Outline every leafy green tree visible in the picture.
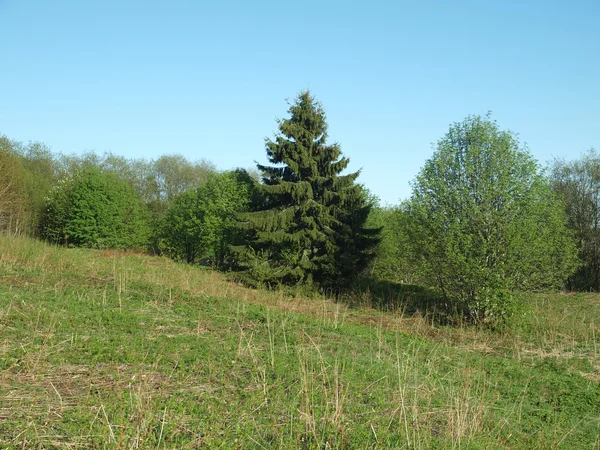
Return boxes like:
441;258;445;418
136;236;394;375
153;154;216;201
53;151;218;252
236;91;379;289
0;136;61;236
41;167;150;249
367;203;421;284
56;152;216;213
408;114;578;322
147;155;218;251
56;151;102;179
551;149;600;290
0;139;28;234
159;189;202;264
40;176;75;245
17;141;60;234
160;170;256;266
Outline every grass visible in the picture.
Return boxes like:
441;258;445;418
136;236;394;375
0;235;599;449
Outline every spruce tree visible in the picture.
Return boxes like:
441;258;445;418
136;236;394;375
237;91;379;288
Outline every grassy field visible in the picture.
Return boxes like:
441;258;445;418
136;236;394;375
0;236;599;449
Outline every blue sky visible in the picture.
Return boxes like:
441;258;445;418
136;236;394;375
1;0;598;205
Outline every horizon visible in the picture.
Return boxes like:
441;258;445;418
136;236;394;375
1;0;598;205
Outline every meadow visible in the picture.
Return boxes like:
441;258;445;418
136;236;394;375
0;236;599;449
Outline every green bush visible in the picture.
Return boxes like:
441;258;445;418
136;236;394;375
159;170;255;266
40;167;150;249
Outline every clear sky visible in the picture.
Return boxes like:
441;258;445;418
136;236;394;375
1;0;598;205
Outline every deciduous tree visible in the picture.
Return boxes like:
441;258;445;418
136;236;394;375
41;167;150;249
0;138;28;234
160;170;256;266
551;149;600;290
408;114;578;322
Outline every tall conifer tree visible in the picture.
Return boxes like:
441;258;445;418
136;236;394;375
237;91;379;288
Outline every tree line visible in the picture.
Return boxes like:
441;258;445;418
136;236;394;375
0;91;597;323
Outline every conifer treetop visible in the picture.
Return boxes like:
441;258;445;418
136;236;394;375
235;90;379;288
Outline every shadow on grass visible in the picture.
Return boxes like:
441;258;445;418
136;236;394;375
334;278;459;326
226;267;463;326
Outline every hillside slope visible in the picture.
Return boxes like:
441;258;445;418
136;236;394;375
1;236;599;448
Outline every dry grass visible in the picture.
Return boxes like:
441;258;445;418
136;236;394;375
1;236;600;448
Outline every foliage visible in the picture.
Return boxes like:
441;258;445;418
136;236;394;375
551;149;600;291
40;167;150;249
57;152;217;215
236;91;379;289
407;114;578;322
0;137;29;234
367;203;422;284
0;136;61;236
152;154;215;202
160;170;255;266
18;142;60;233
